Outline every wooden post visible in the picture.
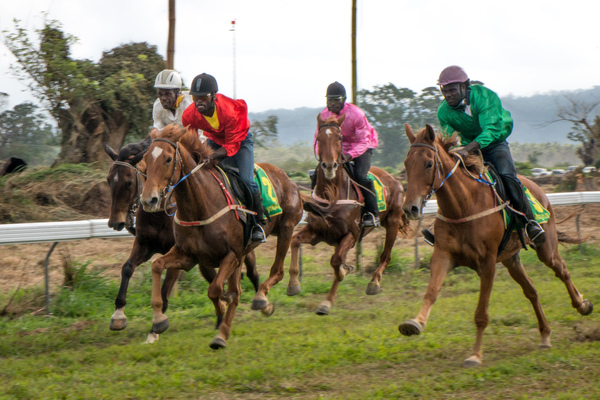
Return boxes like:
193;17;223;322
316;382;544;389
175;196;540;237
167;0;175;69
44;242;59;315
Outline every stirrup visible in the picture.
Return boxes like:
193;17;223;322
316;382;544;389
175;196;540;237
251;224;266;243
525;220;545;246
361;212;380;227
421;229;435;246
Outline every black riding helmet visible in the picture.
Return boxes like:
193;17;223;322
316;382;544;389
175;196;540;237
326;81;346;98
190;73;218;96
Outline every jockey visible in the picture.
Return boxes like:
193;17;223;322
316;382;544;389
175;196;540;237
182;73;266;243
436;65;545;246
315;81;380;227
152;70;195;132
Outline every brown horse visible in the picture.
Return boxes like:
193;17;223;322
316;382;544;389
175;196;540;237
399;124;593;367
103;134;259;340
287;114;409;314
140;124;303;348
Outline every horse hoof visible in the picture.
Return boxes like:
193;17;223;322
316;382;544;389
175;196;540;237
152;318;170;334
261;303;275;317
251;298;268;310
209;336;227;350
399;319;422;336
366;282;380;295
316;301;331;316
144;332;159;344
287;285;301;296
109;317;127;331
579;300;593;316
462;356;482;367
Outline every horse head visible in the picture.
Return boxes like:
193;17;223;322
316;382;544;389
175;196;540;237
104;135;152;231
316;113;346;180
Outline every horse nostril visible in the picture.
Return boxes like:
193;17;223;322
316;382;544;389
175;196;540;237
410;205;420;216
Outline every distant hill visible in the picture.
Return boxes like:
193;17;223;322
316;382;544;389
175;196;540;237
249;87;600;146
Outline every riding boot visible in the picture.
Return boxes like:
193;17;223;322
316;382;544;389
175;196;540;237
250;191;266;243
504;177;545;246
309;167;318;190
360;179;380;227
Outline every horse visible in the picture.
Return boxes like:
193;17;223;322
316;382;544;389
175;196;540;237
287;114;409;315
103;133;260;341
399;123;593;367
139;124;303;349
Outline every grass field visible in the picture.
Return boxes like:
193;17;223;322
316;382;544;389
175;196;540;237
1;239;600;399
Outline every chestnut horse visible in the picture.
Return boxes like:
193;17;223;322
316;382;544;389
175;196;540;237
140;124;303;349
103;134;259;340
287;114;409;315
399;124;593;367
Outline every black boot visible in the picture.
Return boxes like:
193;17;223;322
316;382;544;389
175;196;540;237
504;177;545;247
360;180;380;228
250;191;266;243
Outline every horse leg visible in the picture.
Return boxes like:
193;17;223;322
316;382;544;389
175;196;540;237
208;251;241;349
111;238;153;331
463;259;496;368
244;250;260;293
287;226;317;297
251;219;296;316
535;224;593;316
502;253;552;348
366;218;400;295
399;250;453;335
147;246;195;341
316;233;355;316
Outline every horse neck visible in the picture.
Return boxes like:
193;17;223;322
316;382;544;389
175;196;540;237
172;148;223;219
434;150;493;219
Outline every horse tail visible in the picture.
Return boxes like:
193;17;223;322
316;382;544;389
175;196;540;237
557;230;586;245
300;193;331;218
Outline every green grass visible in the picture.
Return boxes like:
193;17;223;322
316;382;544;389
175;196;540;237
1;244;600;399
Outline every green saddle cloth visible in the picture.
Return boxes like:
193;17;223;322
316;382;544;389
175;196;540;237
367;172;387;212
254;164;283;217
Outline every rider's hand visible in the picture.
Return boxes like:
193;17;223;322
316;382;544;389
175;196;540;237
341;153;352;163
455;141;480;159
207;147;227;165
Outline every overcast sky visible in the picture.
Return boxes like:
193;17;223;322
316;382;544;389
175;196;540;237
2;0;600;113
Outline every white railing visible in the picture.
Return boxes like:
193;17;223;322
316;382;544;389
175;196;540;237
1;192;600;246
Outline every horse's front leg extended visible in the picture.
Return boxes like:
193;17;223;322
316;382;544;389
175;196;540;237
111;238;154;331
286;226;318;297
316;233;356;316
208;251;240;349
399;250;453;336
149;246;195;338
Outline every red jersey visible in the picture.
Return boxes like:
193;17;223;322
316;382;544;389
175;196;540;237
182;94;250;156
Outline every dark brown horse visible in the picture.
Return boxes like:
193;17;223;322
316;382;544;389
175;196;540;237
287;114;409;314
399;124;593;367
140;124;303;348
103;133;259;342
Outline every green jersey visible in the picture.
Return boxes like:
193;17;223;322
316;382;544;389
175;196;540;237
437;85;513;149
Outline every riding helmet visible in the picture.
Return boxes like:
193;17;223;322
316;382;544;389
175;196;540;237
154;70;183;89
326;81;346;98
190;73;219;96
437;66;469;86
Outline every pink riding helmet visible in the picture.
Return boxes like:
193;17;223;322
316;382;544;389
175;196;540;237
438;66;469;86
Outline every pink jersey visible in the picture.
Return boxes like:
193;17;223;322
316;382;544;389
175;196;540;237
314;103;378;159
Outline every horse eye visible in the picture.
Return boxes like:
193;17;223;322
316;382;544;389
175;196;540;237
426;160;434;169
125;181;132;189
166;156;172;163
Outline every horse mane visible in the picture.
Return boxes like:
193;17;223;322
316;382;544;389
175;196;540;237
158;124;213;163
117;135;152;164
416;128;486;174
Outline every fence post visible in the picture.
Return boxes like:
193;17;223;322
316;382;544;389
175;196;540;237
44;242;59;315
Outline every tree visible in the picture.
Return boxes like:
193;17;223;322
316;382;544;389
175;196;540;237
0;102;58;164
358;83;443;169
555;94;600;166
251;115;278;148
3;17;166;164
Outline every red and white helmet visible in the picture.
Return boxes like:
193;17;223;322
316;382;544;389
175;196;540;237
437;66;469;86
154;70;182;89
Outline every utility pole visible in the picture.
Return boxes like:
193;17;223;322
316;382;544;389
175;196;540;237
230;19;237;99
167;0;175;69
351;0;357;104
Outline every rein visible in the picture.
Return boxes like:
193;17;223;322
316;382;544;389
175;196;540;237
410;141;507;224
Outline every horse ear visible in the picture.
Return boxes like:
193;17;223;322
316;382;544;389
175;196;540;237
404;124;416;144
171;125;186;142
337;114;346;126
103;142;118;161
425;124;436;143
317;113;324;126
149;128;160;140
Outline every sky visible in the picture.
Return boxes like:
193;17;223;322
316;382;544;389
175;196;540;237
1;0;600;113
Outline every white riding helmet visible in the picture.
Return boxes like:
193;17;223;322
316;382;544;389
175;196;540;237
154;70;183;89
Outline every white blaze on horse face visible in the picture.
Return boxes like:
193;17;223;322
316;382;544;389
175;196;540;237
325;128;332;136
113;174;119;184
151;146;163;160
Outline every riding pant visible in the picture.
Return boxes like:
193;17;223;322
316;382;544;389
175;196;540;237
206;132;259;194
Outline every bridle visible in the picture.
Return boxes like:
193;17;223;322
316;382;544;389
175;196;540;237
314;123;343;164
110;160;147;216
409;142;460;202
